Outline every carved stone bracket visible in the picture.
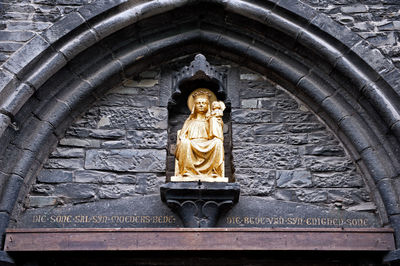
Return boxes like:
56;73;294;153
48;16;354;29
168;54;228;108
160;182;240;228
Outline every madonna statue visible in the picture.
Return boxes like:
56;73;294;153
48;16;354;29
172;88;227;182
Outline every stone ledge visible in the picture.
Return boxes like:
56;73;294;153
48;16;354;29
4;227;395;251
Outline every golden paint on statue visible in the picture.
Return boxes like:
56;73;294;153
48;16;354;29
171;88;228;182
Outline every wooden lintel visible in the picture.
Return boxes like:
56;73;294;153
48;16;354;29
5;228;395;251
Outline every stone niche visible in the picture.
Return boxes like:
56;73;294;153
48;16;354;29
11;55;379;230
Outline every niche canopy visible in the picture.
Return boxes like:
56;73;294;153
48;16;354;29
169;54;228;108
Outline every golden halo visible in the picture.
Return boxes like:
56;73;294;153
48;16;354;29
187;88;217;111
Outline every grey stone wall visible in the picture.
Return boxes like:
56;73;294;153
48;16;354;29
28;70;167;208
232;70;373;211
302;0;400;69
26;60;375;213
0;0;92;65
1;1;400;70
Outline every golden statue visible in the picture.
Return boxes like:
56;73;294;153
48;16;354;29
171;88;228;182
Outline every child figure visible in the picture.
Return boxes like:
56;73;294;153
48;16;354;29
209;101;225;140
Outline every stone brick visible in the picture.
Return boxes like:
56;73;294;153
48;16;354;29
288;134;308;145
295;190;328;203
0;174;23;212
286;123;325;133
254;135;288;145
54;183;96;199
59;138;100;148
66;128;125;139
112;83;159;95
31;184;54;195
313;172;363;188
74;170;136;184
44;158;84;169
101;140;132;149
239;81;276;98
327;188;371;207
28;196;59;208
233;145;301;170
37;169;73;183
235;168;275;196
50;147;84;158
300;145;345;156
98;184;136;199
127;130;168;149
232;109;271;123
98;94;159;107
305;157;352;172
0;42;23;52
94;107;168;130
85;149;166;173
253;124;286;135
272;112;316;123
232;124;255;143
277;170;312;188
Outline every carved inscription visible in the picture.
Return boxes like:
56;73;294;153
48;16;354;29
32;215;176;225
225;216;369;227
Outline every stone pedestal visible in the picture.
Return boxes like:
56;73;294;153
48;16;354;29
160;182;240;227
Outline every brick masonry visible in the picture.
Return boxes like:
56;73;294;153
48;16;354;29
25;61;375;213
1;0;400;72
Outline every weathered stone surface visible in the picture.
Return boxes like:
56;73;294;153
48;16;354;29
59;138;100;147
307;132;338;145
326;188;371;207
305;157;352;172
98;94;159;107
54;183;97;199
288;134;308;145
235;168;275;196
98;185;136;199
301;145;345;156
28;196;59;208
66;128;125;139
37;169;73;183
44;158;84;169
127;130;167;149
231;109;271;123
272;112;316;123
239;81;276;98
85;149;166;172
95;107;168;130
110;83;159;95
286;123;325;133
74;170;136;184
254;135;288;145
313;172;363;188
253;124;285;135
233;145;301;170
32;184;54;195
50;147;84;158
100;140;131;149
277;170;312;188
295;190;328;203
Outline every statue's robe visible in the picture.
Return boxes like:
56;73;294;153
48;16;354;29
175;118;224;177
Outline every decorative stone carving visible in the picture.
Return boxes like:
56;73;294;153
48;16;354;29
168;54;227;108
160;182;240;227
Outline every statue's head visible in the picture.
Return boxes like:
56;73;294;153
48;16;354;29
187;88;217;115
192;89;211;113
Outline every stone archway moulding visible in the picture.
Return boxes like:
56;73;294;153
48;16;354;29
0;0;400;258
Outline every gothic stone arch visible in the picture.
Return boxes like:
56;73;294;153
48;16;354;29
1;0;400;264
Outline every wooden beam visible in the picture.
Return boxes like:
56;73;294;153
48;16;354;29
5;228;395;251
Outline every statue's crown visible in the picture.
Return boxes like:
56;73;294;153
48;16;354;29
192;88;211;99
